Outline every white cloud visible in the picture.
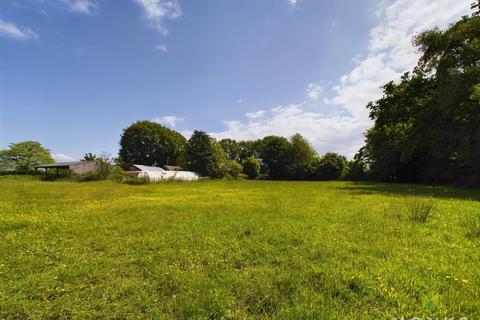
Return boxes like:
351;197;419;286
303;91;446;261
306;83;323;100
153;115;184;127
245;110;266;119
65;0;97;15
133;0;182;35
154;44;168;53
237;99;244;104
53;153;76;162
210;0;470;158
288;0;297;6
0;20;38;41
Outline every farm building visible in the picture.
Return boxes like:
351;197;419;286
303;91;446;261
125;164;199;182
35;161;100;175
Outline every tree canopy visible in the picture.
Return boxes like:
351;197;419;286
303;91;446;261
119;120;186;167
0;141;54;172
362;15;480;185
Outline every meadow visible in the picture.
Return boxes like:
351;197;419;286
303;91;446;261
0;176;479;319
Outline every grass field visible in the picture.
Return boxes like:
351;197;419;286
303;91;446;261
0;176;479;319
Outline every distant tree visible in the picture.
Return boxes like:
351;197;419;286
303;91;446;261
219;139;240;161
259;136;291;180
286;133;317;180
186;130;228;178
342;149;370;181
0;141;54;173
242;156;261;179
82;153;97;161
119;120;186;167
314;152;347;181
238;140;262;160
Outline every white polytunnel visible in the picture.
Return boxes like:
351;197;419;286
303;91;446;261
126;164;200;182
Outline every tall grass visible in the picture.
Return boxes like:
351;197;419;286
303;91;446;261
407;199;434;223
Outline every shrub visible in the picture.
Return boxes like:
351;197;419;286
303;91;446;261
242;157;260;179
407;200;433;223
122;176;150;185
313;153;346;181
225;160;242;179
108;166;128;183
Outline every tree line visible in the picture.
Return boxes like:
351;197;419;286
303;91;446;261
1;15;478;185
117;120;353;180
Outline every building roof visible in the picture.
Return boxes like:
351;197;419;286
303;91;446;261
132;164;167;172
35;161;95;168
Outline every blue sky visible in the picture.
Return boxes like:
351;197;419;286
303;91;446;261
0;0;470;161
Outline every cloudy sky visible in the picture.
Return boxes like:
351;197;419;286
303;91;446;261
0;0;471;161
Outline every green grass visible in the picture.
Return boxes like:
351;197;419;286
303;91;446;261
0;176;479;319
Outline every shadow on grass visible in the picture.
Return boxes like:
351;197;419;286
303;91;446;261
338;182;480;201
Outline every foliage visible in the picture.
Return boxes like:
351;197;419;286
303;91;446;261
242;156;261;179
362;16;480;185
186;131;228;178
82;153;97;161
238;140;262;160
284;133;317;180
342;149;371;181
0;141;54;173
1;178;479;318
313;152;347;181
224;160;242;179
258;136;291;180
219;139;240;161
119;120;186;167
122;176;150;185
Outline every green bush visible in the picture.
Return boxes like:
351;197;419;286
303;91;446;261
122;176;150;185
225;160;242;180
242;157;260;179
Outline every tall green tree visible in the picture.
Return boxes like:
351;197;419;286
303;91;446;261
259;136;291;180
119;120;186;167
0;141;54;172
286;133;317;180
219;139;240;161
186;130;228;177
313;152;346;181
363;15;480;184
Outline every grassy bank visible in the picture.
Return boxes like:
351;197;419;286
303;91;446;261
0;176;479;319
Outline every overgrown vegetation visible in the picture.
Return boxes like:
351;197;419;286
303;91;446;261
0;177;478;318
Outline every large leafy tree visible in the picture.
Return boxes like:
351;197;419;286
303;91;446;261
313;152;346;181
119;120;186;167
259;136;291;180
286;133;317;180
186;130;227;177
219;139;240;161
362;15;480;184
0;141;54;172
